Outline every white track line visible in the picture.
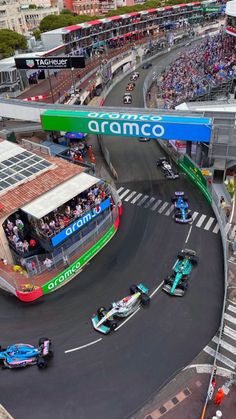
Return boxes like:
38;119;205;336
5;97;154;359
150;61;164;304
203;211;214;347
227;304;236;314
115;307;141;331
196;214;206;228
158;202;169;214
165;204;175;216
131;193;142;204
185;226;192;244
204;217;215;231
119;189;130;200
223;324;236;341
213;223;220;234
65;338;102;354
212;335;236;356
149;280;164;298
224;312;236;326
124;191;137;202
137;195;149;206
116;281;164;332
203;345;236;369
144;197;156;208
191;211;199;222
117;187;124;194
151;199;162;211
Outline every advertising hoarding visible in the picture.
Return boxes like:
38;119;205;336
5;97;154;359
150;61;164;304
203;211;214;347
41;110;212;143
178;155;212;203
42;225;115;293
15;56;85;70
51;198;111;247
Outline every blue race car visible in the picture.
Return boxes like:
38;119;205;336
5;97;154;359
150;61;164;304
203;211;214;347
91;283;150;334
162;249;198;296
0;337;52;369
172;192;192;223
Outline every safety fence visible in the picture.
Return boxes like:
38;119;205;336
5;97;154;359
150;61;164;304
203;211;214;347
143;92;231;419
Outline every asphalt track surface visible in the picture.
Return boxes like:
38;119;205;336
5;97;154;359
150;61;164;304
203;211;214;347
0;44;224;419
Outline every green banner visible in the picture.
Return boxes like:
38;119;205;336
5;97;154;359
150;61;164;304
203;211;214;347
203;6;220;12
41;109;212;142
42;225;116;294
177;156;212;204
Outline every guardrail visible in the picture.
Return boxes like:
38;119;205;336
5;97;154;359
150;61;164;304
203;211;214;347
143;59;230;418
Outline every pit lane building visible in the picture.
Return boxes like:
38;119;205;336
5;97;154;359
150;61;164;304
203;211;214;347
0;140;121;302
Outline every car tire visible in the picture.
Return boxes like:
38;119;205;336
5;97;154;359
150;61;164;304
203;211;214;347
171;198;177;204
37;357;47;369
97;307;107;319
130;284;138;294
109;320;117;331
39;337;49;347
177;252;185;260
140;293;150;306
190;256;199;265
164;276;173;285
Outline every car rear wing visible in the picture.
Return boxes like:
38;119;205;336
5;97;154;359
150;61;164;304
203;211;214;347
137;283;149;294
175;191;184;196
42;340;51;356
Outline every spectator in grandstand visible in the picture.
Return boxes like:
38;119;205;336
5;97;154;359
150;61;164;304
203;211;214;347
159;34;236;109
43;257;53;271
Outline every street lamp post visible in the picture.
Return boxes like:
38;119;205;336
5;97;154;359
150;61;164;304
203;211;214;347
47;69;55;104
71;67;76;95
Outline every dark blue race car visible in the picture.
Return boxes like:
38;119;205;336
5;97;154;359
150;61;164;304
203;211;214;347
172;192;192;224
0;337;53;369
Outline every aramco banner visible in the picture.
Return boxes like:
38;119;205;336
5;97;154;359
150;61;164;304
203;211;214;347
41;110;212;142
51;198;111;247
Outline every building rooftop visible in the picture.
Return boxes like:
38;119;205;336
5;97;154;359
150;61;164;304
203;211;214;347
0;140;85;219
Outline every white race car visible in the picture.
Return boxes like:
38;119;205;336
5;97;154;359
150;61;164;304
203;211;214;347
130;72;139;81
123;93;132;104
91;283;150;334
157;157;179;179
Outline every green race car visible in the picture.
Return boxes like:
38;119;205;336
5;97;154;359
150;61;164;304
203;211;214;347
162;249;198;296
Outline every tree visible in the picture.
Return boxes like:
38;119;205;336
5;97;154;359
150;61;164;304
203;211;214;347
60;9;73;15
29;4;37;9
33;29;41;41
0;29;27;58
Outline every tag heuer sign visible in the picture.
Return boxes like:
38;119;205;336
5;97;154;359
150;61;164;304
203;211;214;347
14;56;85;70
26;59;35;68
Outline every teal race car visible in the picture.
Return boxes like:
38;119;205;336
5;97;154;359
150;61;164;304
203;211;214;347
162;249;198;296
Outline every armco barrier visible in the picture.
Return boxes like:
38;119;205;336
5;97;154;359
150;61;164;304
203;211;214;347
42;223;117;294
154;138;229;419
143;85;230;419
177;155;212;204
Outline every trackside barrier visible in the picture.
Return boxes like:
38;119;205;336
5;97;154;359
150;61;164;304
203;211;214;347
97;134;118;180
143;94;229;419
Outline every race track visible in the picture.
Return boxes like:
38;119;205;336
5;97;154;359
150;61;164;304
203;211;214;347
0;44;223;419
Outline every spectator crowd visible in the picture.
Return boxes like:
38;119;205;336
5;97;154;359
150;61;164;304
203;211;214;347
35;183;112;239
159;34;236;109
3;215;37;256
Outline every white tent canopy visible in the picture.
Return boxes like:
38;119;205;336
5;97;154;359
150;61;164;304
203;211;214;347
21;172;100;219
